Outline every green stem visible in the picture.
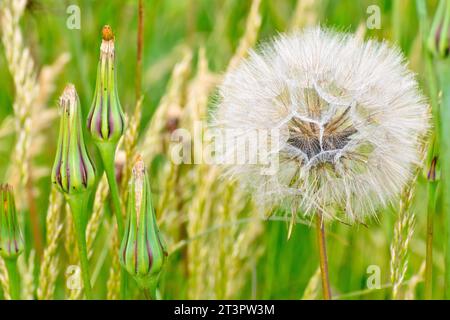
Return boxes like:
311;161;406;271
4;258;20;300
416;0;442;299
67;194;93;299
97;143;127;299
425;179;437;299
98;143;124;237
437;60;450;299
144;284;157;300
415;0;429;37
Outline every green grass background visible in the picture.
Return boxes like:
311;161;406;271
0;0;444;299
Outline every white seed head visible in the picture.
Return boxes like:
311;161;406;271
212;27;430;222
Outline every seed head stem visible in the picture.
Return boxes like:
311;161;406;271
315;213;331;300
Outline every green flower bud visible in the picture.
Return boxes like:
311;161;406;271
0;184;24;259
427;0;450;58
52;84;96;195
87;25;125;145
120;156;167;291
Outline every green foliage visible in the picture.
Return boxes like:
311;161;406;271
0;0;445;300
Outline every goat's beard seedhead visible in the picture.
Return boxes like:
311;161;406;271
212;27;430;223
284;88;357;167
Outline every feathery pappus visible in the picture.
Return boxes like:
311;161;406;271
212;27;430;223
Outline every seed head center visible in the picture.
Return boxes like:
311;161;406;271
285;90;357;165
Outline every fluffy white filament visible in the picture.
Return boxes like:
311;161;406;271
212;27;429;222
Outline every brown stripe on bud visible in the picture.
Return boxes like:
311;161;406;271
427;156;437;181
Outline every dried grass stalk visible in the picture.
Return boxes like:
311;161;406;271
64;204;80;299
184;49;263;299
227;0;262;71
119;97;144;213
1;0;39;188
86;176;109;259
18;250;36;300
141;50;193;160
390;182;417;299
0;258;11;300
404;262;425;300
106;225;120;300
37;189;63;300
302;267;321;300
290;0;318;30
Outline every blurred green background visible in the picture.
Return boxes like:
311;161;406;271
0;0;443;299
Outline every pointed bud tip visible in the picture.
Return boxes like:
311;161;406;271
62;83;76;95
61;83;77;102
133;155;145;178
102;25;114;41
135;154;144;164
60;84;78;113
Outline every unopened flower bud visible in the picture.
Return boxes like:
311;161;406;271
0;185;24;259
87;25;125;145
52;84;96;195
428;0;450;58
120;156;167;290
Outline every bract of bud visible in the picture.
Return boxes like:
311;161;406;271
87;25;125;145
120;156;167;290
52;84;96;195
0;185;24;259
428;0;450;58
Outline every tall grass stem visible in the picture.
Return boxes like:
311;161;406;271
425;158;437;300
136;0;144;100
438;62;450;298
